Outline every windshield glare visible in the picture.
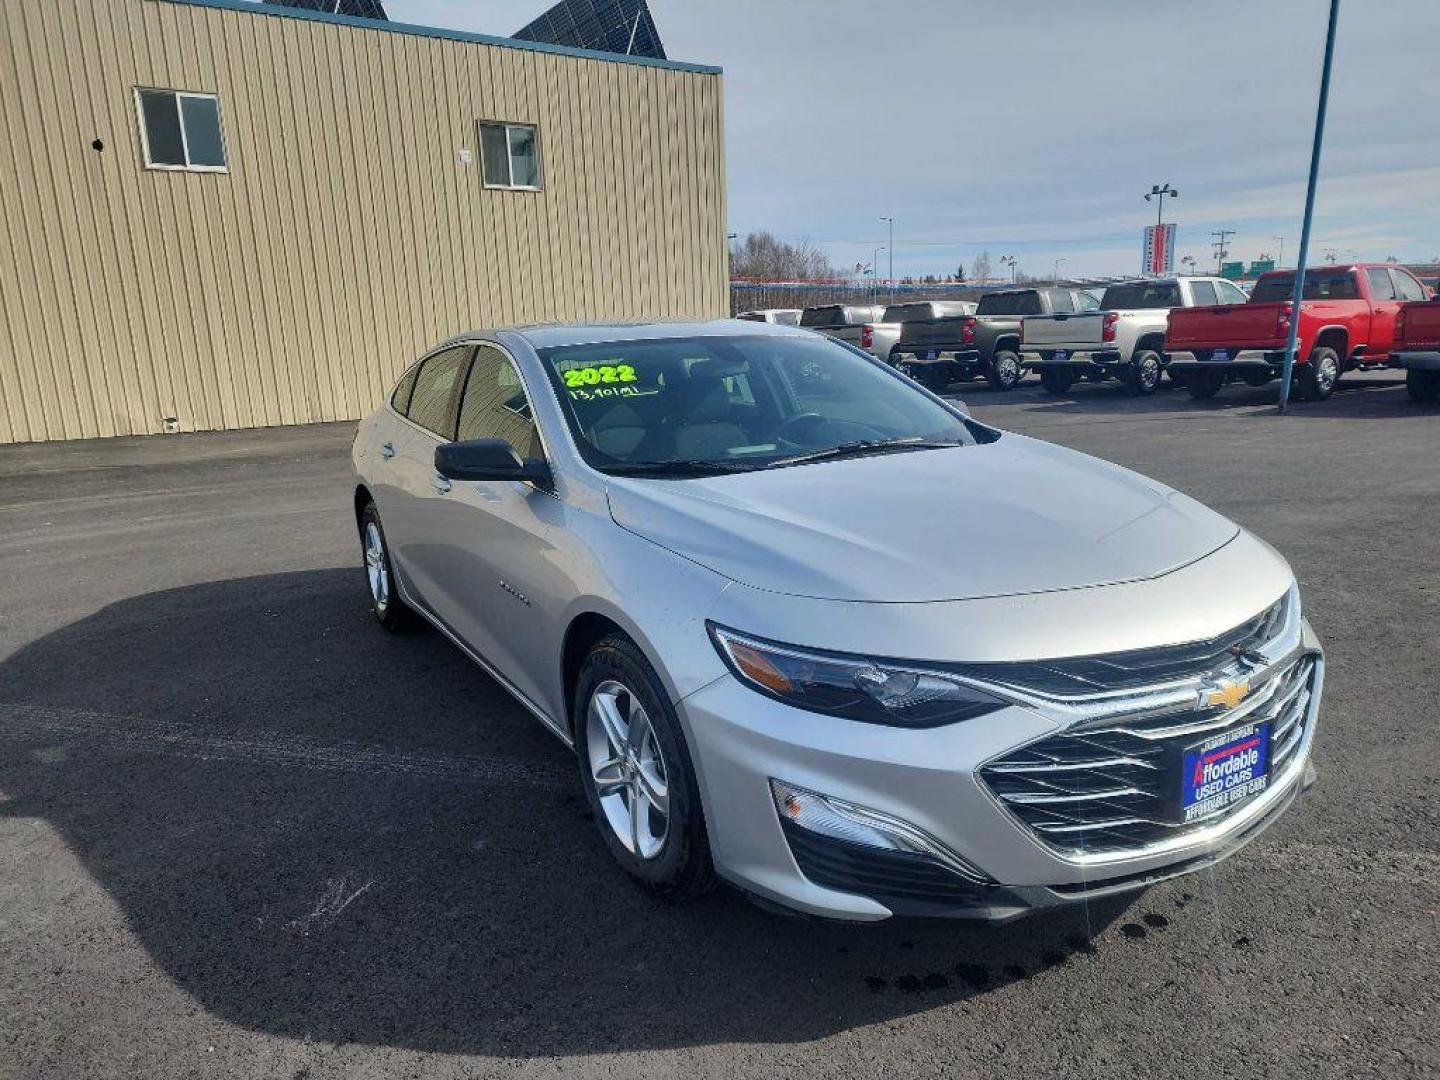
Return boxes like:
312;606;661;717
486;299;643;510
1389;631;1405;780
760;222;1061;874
538;334;978;474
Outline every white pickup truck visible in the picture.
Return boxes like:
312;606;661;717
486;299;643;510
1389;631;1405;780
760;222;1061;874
1020;277;1250;396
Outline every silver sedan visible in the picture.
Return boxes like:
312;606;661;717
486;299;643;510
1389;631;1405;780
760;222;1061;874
350;320;1322;921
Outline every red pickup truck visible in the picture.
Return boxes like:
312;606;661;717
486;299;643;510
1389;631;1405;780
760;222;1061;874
1165;264;1432;401
1395;297;1440;403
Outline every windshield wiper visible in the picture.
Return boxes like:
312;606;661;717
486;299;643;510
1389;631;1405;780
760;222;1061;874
766;437;964;469
603;458;760;477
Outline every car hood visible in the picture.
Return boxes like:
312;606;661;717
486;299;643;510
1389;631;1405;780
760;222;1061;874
604;435;1240;603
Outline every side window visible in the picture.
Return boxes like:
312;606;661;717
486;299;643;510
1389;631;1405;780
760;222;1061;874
1392;269;1428;302
457;345;540;455
478;121;542;189
135;88;227;171
1076;292;1100;312
1048;292;1074;314
1189;281;1219;306
1216;280;1249;304
1366;268;1397;300
406;347;472;436
391;363;420;414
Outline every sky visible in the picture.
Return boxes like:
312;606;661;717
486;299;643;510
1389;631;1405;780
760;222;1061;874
299;0;1440;279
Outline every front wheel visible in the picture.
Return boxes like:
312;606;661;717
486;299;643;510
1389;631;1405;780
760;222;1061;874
576;634;716;900
986;349;1024;390
1124;350;1163;396
1038;367;1076;396
1407;367;1440;403
1296;347;1340;401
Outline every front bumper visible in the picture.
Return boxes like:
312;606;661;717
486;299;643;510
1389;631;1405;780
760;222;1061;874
679;619;1323;922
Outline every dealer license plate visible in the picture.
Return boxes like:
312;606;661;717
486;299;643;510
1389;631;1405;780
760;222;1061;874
918;349;939;361
1180;721;1270;823
1211;349;1230;362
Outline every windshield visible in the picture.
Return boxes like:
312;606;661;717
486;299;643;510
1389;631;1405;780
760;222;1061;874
538;334;981;476
1100;282;1181;309
1251;270;1360;302
976;291;1041;316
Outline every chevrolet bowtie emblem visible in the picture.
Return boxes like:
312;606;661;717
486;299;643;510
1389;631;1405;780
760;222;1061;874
1203;679;1251;710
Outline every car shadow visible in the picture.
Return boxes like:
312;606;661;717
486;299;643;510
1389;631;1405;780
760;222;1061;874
0;570;1134;1057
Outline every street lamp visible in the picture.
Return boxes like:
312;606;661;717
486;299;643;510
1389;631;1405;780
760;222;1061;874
1053;257;1066;285
1144;183;1179;231
879;216;895;303
871;246;886;306
1181;254;1197;276
1000;254;1017;283
1273;235;1285;268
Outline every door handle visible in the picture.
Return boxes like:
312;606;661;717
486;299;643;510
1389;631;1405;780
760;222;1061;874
432;473;452;495
380;441;396;460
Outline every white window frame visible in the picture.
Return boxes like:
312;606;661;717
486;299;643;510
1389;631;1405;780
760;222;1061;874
478;121;542;192
134;88;229;174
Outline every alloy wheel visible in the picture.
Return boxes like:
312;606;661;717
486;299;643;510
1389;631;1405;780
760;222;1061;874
586;679;670;860
363;521;389;615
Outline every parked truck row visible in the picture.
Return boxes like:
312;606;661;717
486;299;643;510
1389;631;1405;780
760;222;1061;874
739;261;1438;406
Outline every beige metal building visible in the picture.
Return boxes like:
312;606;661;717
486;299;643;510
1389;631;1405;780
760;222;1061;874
0;0;727;445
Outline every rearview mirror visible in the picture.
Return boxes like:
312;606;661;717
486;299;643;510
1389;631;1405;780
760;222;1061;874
435;439;553;488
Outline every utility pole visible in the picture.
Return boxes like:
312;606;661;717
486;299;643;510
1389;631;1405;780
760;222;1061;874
871;247;885;307
1278;0;1340;416
1273;235;1286;268
1053;257;1065;285
880;217;895;304
1211;229;1235;273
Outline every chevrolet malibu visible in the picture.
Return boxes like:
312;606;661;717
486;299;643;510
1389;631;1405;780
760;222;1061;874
350;321;1322;921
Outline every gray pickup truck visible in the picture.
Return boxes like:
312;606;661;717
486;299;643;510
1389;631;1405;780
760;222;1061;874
799;304;887;356
892;287;1099;391
1020;277;1249;396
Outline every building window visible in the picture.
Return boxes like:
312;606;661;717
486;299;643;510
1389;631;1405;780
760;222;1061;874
135;89;227;172
479;122;541;190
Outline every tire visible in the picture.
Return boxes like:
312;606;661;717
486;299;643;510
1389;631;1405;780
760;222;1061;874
986;349;1024;391
1124;350;1163;396
1296;346;1340;402
359;500;417;632
574;633;716;900
1186;369;1224;400
1407;368;1440;404
1038;367;1076;396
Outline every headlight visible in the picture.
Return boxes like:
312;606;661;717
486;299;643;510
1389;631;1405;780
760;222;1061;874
708;624;1008;728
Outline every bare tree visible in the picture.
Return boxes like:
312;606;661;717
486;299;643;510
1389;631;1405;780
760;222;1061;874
970;250;993;284
729;232;838;281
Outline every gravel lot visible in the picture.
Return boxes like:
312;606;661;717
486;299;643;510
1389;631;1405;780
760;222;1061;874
1;371;1435;1079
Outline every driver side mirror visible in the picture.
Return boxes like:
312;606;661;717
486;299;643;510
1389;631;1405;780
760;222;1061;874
435;438;553;489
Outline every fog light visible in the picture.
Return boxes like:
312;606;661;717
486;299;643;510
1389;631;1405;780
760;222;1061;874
770;779;989;882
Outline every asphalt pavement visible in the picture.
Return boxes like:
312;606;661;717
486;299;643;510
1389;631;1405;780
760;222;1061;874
0;371;1435;1079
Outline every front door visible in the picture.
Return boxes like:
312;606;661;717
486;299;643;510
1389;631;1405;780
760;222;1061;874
424;344;572;713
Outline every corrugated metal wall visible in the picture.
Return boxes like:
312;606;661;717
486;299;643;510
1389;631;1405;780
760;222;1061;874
0;0;727;444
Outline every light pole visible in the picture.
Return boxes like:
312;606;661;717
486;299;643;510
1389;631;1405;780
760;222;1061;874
1278;0;1340;416
1273;235;1285;268
880;216;894;303
1053;257;1066;285
1181;254;1197;276
1145;183;1178;272
871;246;885;307
1001;254;1017;283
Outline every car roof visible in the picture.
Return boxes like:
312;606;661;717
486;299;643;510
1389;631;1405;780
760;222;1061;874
437;319;808;352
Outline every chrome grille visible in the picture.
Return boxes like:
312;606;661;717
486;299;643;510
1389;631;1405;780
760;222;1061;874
980;653;1316;855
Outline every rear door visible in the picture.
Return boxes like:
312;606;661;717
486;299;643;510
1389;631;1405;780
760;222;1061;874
382;345;473;607
1364;268;1399;359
